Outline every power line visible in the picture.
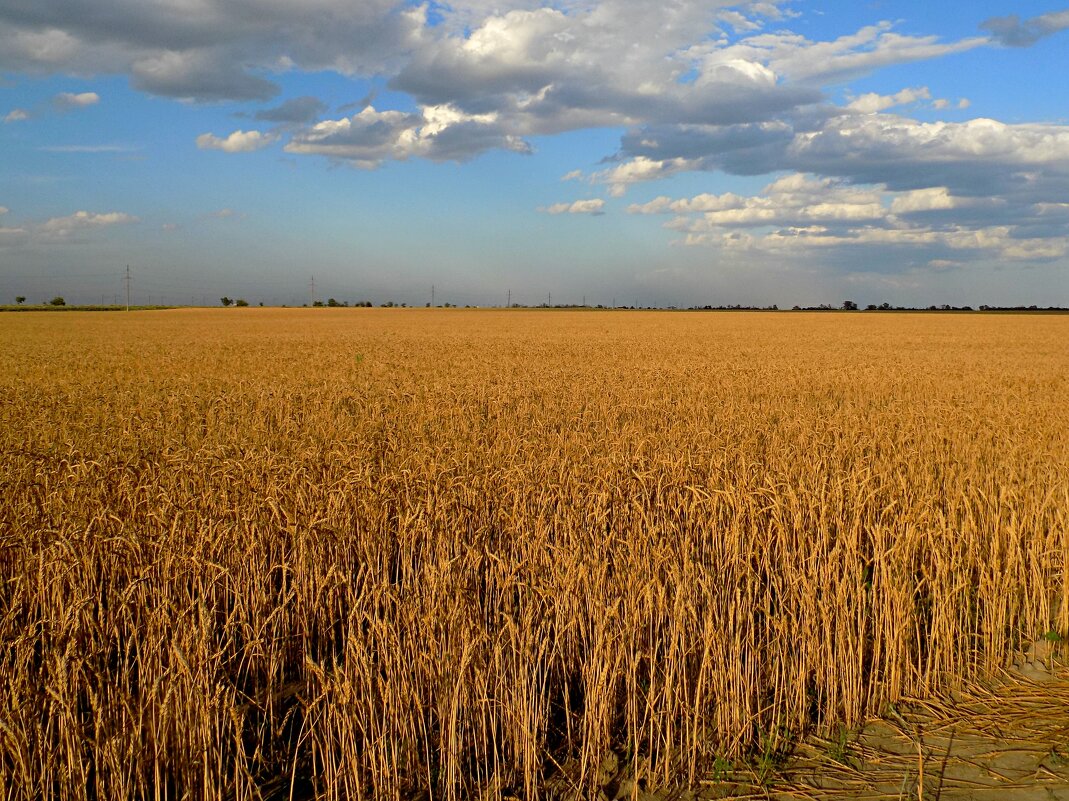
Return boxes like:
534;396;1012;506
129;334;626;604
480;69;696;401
124;265;131;311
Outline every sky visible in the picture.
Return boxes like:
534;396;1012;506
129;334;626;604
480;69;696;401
2;0;1069;308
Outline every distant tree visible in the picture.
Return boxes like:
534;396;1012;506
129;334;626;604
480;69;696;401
842;300;858;310
312;300;324;307
259;301;264;307
220;297;233;307
866;304;878;310
235;298;249;307
327;297;340;307
15;296;25;305
49;296;66;306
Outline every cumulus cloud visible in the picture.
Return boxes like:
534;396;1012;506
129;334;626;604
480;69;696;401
0;0;1009;168
0;0;420;101
390;2;820;135
847;87;930;114
40;210;137;230
595;113;1069;210
594;157;701;197
196;129;275;153
285;104;530;167
4;108;29;123
982;10;1069;47
36;210;139;242
132;50;279;102
53;91;99;109
633;173;1068;266
699;22;986;86
785;116;1069;196
3;0;1069;279
541;199;605;215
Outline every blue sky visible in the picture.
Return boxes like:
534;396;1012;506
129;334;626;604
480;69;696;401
2;1;1068;307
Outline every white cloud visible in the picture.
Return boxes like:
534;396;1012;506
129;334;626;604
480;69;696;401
541;198;605;215
592;157;699;197
699;23;985;86
285;104;530;167
607;111;1069;204
40;210;137;230
629;193;748;215
4;108;29;123
0;206;28;246
53;91;99;109
651;174;885;229
889;187;963;214
196;130;275;153
788;116;1069;179
36;210;139;241
642;172;1068;265
847;86;930;114
0;1;1004;175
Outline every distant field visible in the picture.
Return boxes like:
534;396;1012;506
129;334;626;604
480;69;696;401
1;308;1066;801
0;304;173;312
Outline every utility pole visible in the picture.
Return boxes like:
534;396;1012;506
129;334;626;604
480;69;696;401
308;275;315;306
507;289;510;308
431;284;435;307
124;265;131;311
582;294;586;307
548;292;551;307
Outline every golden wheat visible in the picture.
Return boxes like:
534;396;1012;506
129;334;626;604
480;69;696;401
0;308;1065;800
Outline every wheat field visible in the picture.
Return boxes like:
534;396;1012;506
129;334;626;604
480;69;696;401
1;308;1066;800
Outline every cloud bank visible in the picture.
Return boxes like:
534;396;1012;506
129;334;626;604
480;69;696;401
2;0;1069;286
